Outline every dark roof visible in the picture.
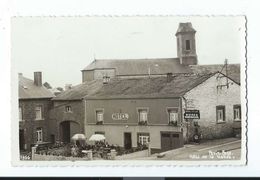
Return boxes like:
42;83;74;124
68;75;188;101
175;22;196;35
19;75;54;99
84;73;214;99
52;79;104;100
190;64;240;84
82;58;192;75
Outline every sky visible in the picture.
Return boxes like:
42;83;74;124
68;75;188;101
11;16;246;88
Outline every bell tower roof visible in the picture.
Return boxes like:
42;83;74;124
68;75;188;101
175;22;196;36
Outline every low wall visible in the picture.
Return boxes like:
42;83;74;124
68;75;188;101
115;150;149;160
33;154;90;161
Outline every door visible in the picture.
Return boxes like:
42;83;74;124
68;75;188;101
19;129;25;150
61;121;70;143
161;132;183;152
161;133;172;151
124;132;132;149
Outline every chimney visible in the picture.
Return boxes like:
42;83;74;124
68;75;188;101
34;72;42;86
167;73;173;82
18;73;23;77
65;84;73;91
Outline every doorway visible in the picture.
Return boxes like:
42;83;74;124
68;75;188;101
60;121;80;143
124;132;132;149
19;129;25;150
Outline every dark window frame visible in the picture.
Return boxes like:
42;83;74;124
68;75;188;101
137;132;150;146
216;105;226;123
65;105;72;113
185;40;191;51
233;104;241;121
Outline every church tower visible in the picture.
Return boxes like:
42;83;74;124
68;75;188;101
175;22;198;65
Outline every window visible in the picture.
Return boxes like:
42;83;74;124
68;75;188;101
137;133;150;146
216;106;226;123
19;106;23;121
138;109;148;125
96;110;104;125
65;106;72;112
185;40;191;50
168;109;178;126
95;131;105;135
234;105;241;121
35;105;43;120
36;128;43;143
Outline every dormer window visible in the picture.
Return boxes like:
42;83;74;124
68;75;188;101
65;106;72;113
185;40;191;51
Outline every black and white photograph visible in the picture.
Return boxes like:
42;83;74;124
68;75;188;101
12;16;246;165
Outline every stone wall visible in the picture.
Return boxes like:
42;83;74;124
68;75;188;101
19;98;53;150
49;100;85;142
183;73;241;141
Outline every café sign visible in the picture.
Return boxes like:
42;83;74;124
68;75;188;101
184;110;200;119
112;113;129;120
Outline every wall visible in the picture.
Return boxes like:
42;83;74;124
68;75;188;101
177;33;197;65
82;69;116;82
183;73;241;140
49;100;85;142
94;69;116;80
33;154;90;161
86;98;181;125
82;70;94;82
85;124;184;150
19;98;53;150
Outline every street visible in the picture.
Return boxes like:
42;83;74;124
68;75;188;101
138;138;241;160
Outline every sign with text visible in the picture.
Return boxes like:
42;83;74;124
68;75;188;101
112;113;129;120
184;110;200;119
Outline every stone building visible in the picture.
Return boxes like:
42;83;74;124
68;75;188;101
50;71;240;153
19;72;54;151
19;22;241;153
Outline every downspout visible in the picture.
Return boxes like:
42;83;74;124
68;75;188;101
84;99;87;136
182;96;189;143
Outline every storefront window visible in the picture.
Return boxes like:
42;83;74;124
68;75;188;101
137;133;150;146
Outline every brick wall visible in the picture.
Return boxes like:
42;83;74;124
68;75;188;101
182;73;241;141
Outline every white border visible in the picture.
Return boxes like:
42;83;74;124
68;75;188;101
1;0;260;177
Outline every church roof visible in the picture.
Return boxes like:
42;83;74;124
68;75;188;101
175;22;196;35
82;58;192;75
19;75;54;99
